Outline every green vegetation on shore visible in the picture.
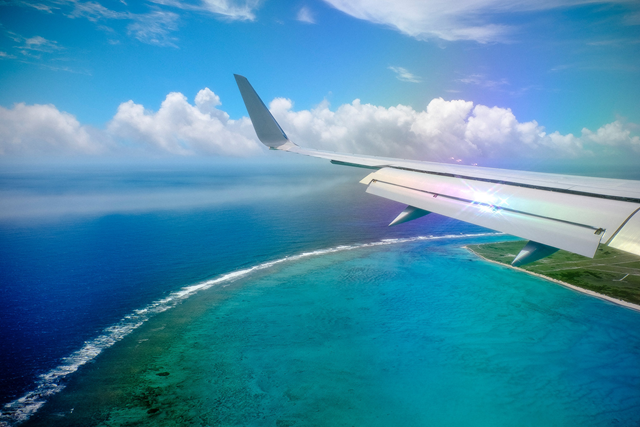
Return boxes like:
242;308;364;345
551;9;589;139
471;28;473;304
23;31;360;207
468;241;640;306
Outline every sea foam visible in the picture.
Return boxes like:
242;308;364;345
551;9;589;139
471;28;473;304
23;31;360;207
0;232;499;426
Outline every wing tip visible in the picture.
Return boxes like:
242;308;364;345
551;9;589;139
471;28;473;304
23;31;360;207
234;74;290;149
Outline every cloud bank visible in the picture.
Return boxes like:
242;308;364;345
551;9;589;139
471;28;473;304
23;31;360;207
1;89;638;160
268;97;640;160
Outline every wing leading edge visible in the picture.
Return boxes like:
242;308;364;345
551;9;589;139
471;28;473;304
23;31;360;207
234;74;640;265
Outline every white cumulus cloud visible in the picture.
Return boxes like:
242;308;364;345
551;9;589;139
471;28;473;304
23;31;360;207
270;96;638;160
0;88;263;157
0;103;103;155
108;88;262;156
581;120;640;150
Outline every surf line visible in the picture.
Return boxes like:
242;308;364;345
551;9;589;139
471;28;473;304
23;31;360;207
0;232;500;427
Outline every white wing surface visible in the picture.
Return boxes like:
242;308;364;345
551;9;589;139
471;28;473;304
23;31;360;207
234;74;640;265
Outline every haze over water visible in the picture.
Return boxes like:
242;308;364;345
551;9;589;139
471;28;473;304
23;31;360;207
1;161;639;426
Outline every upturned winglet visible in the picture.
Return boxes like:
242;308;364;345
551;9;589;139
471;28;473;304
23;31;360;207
234;74;291;149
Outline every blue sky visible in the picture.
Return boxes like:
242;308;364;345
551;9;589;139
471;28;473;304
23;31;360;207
0;0;639;164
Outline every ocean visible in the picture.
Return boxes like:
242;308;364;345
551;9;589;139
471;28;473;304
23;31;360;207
1;158;639;426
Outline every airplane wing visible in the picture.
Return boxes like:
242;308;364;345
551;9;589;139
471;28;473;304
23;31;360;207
234;74;640;266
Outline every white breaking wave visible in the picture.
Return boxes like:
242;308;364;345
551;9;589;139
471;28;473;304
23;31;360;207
0;232;500;426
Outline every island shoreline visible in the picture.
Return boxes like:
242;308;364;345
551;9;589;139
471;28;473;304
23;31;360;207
465;245;640;313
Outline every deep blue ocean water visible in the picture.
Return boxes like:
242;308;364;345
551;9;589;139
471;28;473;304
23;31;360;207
1;158;639;425
0;160;475;408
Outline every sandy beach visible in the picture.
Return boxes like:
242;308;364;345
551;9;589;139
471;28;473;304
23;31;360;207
465;245;640;313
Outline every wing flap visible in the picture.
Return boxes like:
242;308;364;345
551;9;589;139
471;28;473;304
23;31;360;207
361;167;639;244
366;179;603;257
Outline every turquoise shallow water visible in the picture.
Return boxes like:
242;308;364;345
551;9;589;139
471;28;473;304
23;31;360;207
69;235;640;427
